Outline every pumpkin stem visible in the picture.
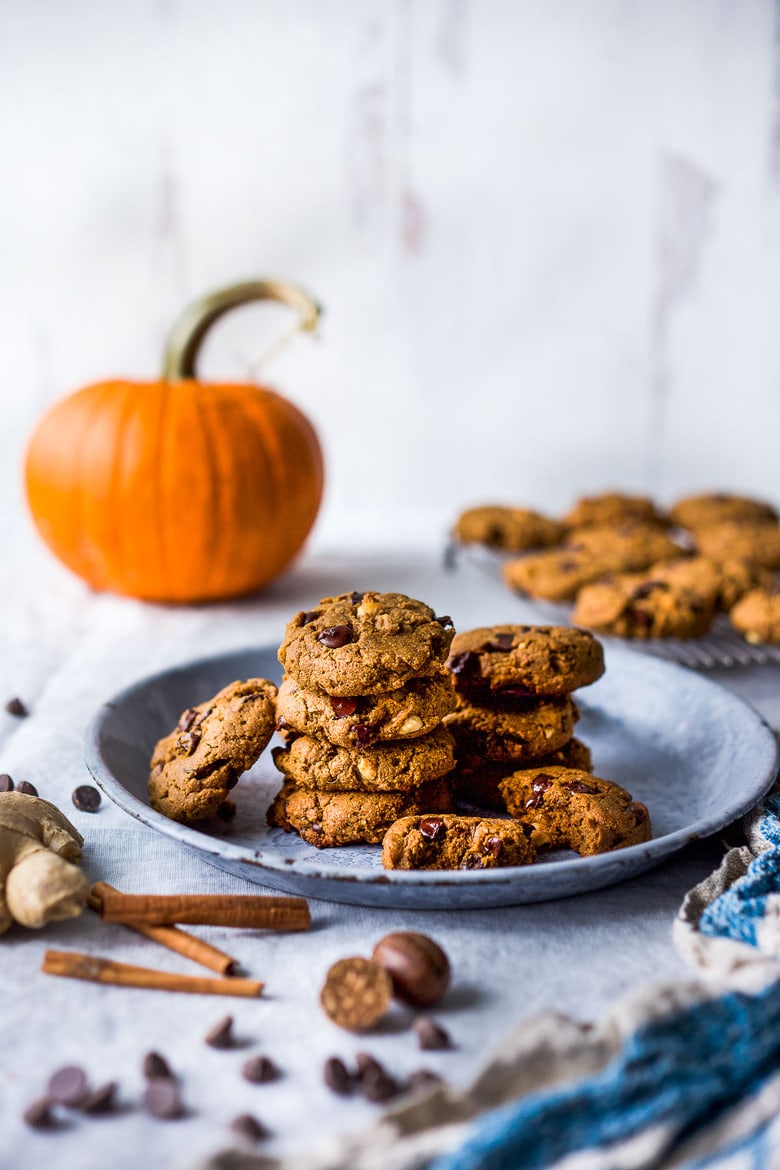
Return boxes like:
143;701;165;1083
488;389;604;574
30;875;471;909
162;279;322;381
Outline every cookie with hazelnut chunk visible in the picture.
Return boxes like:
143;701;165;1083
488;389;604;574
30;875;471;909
453;505;564;551
382;814;535;870
562;491;665;529
669;492;777;531
272;726;456;793
730;586;780;645
572;574;715;639
278;592;454;696
447;624;604;699
275;673;456;749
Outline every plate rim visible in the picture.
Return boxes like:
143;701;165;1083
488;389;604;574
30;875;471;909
84;642;780;892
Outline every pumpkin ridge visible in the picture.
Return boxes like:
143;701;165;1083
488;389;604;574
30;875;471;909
109;382;141;590
153;381;173;592
77;384;126;588
192;387;223;598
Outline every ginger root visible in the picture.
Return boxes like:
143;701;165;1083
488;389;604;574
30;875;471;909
0;793;89;934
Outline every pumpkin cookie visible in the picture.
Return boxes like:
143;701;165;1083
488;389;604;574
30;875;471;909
382;814;535;870
563;492;664;529
565;523;685;570
730;586;780;645
692;522;780;571
572;574;714;639
278;592;454;696
646;556;775;612
669;492;777;531
275;673;455;749
443;694;577;763
267;777;453;848
149;679;277;822
272;726;456;793
498;766;651;855
453;505;564;551
451;737;593;812
447;625;604;699
503;549;614;602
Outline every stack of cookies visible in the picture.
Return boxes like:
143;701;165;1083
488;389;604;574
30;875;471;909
268;591;457;847
443;625;605;812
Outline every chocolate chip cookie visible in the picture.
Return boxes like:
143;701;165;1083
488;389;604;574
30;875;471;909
572;575;714;639
503;549;615;602
447;625;604;698
275;672;456;749
669;492;777;531
451;737;593;812
498;766;651;855
272;726;456;793
267;777;454;848
453;505;564;551
278;592;454;696
730;586;780;644
692;522;780;571
646;556;775;612
563;492;665;529
564;523;685;570
382;814;535;870
149;679;277;822
443;694;578;762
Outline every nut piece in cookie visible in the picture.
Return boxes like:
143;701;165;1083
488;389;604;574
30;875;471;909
278;592;455;696
669;492;777;531
692;522;780;571
274;673;456;749
148;679;277;822
272;727;456;793
498;766;650;855
382;814;535;870
572;575;714;639
447;625;604;699
730;586;780;645
443;694;578;763
453;505;564;551
266;777;454;848
451;737;593;812
563;492;665;529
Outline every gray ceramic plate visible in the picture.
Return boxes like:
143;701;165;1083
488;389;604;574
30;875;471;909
85;644;779;909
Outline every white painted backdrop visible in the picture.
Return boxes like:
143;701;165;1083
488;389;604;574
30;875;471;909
1;0;779;553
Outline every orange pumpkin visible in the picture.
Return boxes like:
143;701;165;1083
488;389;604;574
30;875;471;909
25;280;324;603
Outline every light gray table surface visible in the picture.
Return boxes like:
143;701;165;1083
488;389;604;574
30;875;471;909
1;537;777;1170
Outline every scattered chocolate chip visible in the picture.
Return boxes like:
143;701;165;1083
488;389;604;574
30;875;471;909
300;610;321;625
323;1056;353;1096
447;651;480;678
204;1015;235;1049
317;625;354;649
47;1065;89;1107
353;724;372;747
231;1113;268;1141
177;708;198;732
419;817;444;842
349;591;365;605
72;785;101;813
5;697;28;717
361;1066;400;1103
354;1051;383;1080
371;932;451;1008
562;780;598;795
485;633;514;652
80;1081;119;1115
0;774;13;792
241;1056;279;1084
414;1017;452;1051
216;800;237;822
143;1078;182;1119
143;1051;174;1081
23;1097;57;1129
525;776;552;809
483;835;504;858
460;854;487;870
177;729;201;755
434;614;453;628
331;697;357;718
16;781;38;796
407;1068;443;1092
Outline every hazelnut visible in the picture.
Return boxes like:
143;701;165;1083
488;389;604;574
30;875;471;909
357;756;378;782
398;715;424;737
371;931;450;1008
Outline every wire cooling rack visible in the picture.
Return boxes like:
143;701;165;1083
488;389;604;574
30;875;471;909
447;541;780;671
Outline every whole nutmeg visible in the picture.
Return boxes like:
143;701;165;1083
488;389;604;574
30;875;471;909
371;931;450;1008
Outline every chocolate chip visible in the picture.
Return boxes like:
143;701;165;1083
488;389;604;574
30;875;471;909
47;1065;89;1107
204;1015;234;1049
331;697;357;718
143;1051;174;1081
497;684;534;699
230;1113;268;1141
143;1078;182;1119
483;835;504;858
562;780;598;795
23;1097;57;1129
414;1017;452;1051
407;1068;442;1091
419;817;444;842
323;1056;353;1096
349;591;365;604
634;609;654;630
485;633;514;652
301;610;321;625
630;802;648;823
16;781;38;796
276;716;290;730
0;774;13;791
177;708;198;732
434;614;453;628
177;729;201;755
361;1066;400;1103
80;1081;119;1114
447;651;480;677
241;1055;279;1084
317;625;353;649
460;854;487;869
353;724;372;746
72;785;101;813
632;582;666;601
525;776;552;809
355;1051;383;1080
5;697;28;717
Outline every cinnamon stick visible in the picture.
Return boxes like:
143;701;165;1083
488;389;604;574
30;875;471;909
88;886;238;976
41;951;264;998
91;883;310;931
